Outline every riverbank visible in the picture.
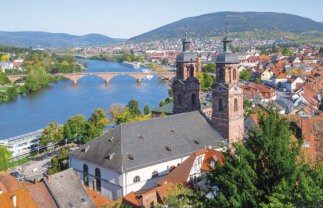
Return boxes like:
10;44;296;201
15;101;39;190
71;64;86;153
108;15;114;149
0;60;169;140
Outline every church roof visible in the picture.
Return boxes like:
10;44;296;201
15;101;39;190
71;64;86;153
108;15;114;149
215;52;240;64
176;52;197;63
67;111;226;173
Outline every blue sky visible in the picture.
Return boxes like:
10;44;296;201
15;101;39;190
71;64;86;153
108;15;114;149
1;0;322;38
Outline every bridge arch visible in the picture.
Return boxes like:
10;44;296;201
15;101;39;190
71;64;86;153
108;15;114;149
7;76;27;84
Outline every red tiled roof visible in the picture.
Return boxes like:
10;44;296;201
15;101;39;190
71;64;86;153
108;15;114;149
156;154;196;186
122;192;140;207
26;182;57;208
9;188;38;208
275;73;287;79
0;172;22;193
201;149;224;171
0;192;15;208
85;186;114;207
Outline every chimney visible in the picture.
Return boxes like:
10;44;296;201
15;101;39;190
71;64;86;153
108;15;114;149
47;175;51;182
11;195;17;208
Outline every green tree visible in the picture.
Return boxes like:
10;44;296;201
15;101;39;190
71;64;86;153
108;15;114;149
81;108;110;144
88;108;110;129
40;122;64;146
206;109;317;207
127;100;142;117
144;104;150;115
0;145;11;171
0;72;10;84
255;78;261;84
162;58;169;66
202;63;216;73
63;115;86;141
282;48;294;57
48;147;69;175
25;65;49;92
240;69;251;81
272;45;282;53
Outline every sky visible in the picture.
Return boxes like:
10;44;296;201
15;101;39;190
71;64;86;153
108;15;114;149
1;0;322;39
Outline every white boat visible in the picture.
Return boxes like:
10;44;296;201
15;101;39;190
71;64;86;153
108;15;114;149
122;61;141;69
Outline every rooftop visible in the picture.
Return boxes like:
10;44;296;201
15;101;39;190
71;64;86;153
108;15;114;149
68;111;226;173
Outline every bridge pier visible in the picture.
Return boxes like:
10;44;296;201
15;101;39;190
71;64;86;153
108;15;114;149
105;79;110;84
137;79;141;83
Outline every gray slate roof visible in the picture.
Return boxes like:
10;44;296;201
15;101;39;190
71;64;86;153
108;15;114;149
68;111;226;173
215;52;240;64
176;52;197;63
43;168;95;208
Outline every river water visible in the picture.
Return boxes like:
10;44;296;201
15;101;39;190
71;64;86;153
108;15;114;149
0;60;170;140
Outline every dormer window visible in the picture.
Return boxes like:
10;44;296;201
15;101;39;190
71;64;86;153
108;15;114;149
165;146;171;152
105;153;115;160
133;176;140;183
128;154;134;160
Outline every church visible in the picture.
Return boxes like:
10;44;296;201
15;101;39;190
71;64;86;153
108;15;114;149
67;34;244;200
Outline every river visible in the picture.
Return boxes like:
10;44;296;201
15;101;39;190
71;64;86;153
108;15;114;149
0;60;170;140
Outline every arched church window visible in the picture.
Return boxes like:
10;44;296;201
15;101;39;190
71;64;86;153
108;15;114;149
189;66;194;77
192;94;196;106
219;69;224;80
219;99;223;112
233;68;237;80
234;98;238;112
83;164;89;186
95;168;101;192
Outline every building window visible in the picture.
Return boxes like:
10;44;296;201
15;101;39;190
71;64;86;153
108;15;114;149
189;66;194;77
218;99;223;112
192;93;196;106
83;164;89;186
133;176;140;183
152;171;159;178
234;98;238;112
219;69;224;80
95;168;101;192
233;68;237;80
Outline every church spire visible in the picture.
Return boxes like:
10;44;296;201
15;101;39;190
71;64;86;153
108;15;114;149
182;32;190;52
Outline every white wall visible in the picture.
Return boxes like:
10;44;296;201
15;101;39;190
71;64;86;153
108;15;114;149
123;156;189;195
69;156;123;200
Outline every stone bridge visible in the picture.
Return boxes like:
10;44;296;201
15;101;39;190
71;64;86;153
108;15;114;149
7;72;176;84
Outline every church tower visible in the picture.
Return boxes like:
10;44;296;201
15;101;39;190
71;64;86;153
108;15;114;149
212;36;244;143
173;33;201;113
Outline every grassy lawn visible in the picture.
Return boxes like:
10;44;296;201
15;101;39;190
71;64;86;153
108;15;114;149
9;157;31;168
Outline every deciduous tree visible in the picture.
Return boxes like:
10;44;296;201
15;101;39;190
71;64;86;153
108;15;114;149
0;145;11;171
40;122;64;146
144;104;150;115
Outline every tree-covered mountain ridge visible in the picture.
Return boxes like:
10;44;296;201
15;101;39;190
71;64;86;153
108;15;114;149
0;31;127;48
129;11;323;42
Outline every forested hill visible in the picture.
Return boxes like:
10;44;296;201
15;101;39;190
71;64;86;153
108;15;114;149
129;12;323;42
0;31;127;48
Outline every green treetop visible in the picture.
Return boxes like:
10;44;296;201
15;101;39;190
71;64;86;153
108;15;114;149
204;109;322;207
144;104;150;115
240;69;251;81
127;100;142;117
0;145;11;171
